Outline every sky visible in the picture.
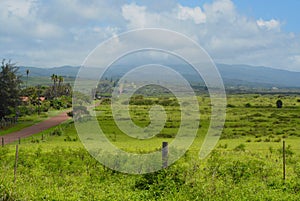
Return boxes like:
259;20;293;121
0;0;300;71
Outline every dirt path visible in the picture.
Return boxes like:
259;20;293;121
2;112;70;145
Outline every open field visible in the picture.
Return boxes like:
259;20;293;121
1;94;300;200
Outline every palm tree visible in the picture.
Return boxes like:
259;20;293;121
58;76;64;87
58;76;64;96
26;69;29;88
51;74;56;85
51;74;58;97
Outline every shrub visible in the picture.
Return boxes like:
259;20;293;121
276;99;283;108
64;135;77;142
218;144;228;149
50;99;63;110
294;162;300;178
135;167;185;192
67;111;73;117
234;144;246;152
277;145;294;156
156;133;174;138
37;100;50;112
31;138;40;143
273;138;281;142
269;146;273;154
101;98;111;105
18;105;36;116
245;103;252;108
50;127;63;136
73;105;90;121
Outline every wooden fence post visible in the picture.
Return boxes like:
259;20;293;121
162;142;168;168
14;144;19;183
18;137;21;144
283;140;286;181
1;137;4;147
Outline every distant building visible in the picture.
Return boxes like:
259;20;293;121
20;96;29;102
20;96;46;102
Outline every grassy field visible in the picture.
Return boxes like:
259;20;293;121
1;94;300;200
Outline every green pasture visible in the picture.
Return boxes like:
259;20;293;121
1;94;300;200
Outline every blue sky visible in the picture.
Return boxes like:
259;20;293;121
0;0;300;71
179;0;300;33
233;0;300;33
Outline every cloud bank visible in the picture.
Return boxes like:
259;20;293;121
0;0;299;71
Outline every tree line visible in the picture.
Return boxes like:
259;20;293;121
0;60;72;119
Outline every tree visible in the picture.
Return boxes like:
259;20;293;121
276;99;283;108
0;60;22;118
58;76;64;87
58;76;64;96
26;69;29;88
51;74;58;97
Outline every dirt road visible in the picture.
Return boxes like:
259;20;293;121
1;112;70;145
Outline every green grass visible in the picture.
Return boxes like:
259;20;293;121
2;94;300;200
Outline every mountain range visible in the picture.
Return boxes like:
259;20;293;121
18;64;300;89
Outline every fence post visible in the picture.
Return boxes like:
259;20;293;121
162;142;168;168
1;137;4;147
14;144;19;183
18;137;21;144
283;140;286;181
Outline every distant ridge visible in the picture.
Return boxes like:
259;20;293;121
19;65;80;78
217;64;300;88
18;64;300;88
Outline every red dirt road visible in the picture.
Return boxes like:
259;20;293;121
2;112;70;145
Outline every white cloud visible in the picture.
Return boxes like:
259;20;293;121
288;55;300;71
177;5;206;24
257;18;281;31
0;0;64;39
0;0;299;72
121;3;163;29
0;0;126;66
122;3;147;28
34;22;64;38
4;0;36;18
203;0;236;22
